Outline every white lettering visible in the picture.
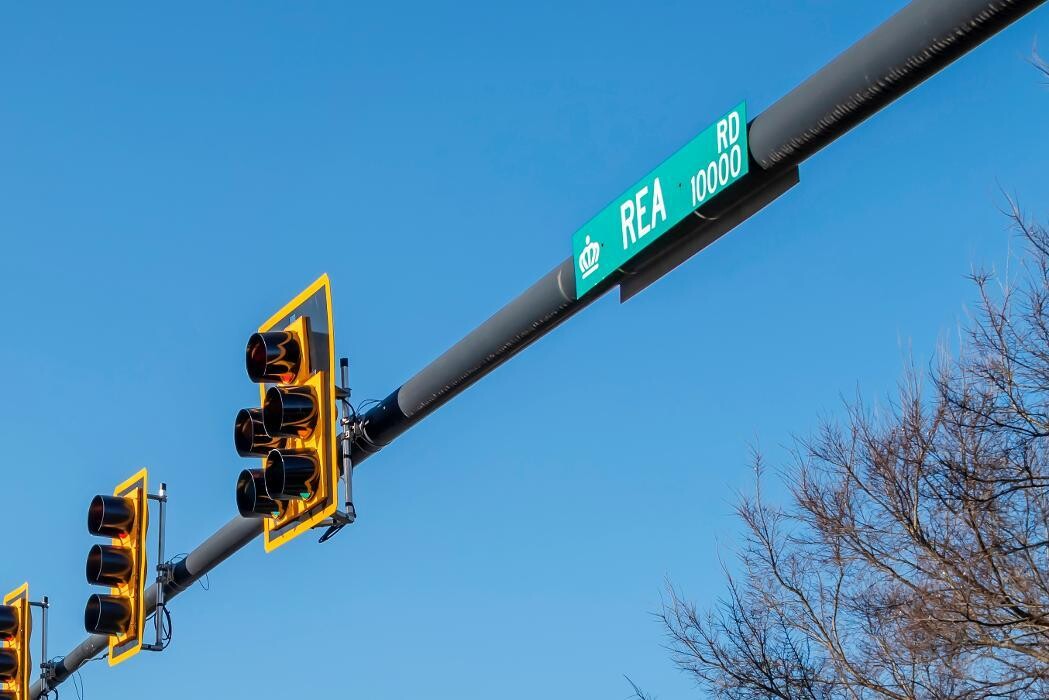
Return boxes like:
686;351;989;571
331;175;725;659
651;177;666;228
620;200;636;249
725;111;742;145
730;144;742;177
717;118;729;151
636;186;650;238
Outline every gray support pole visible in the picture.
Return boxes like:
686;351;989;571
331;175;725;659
31;1;1046;697
351;0;1045;463
350;258;597;460
747;0;1044;170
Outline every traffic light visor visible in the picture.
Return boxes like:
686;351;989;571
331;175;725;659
0;605;16;640
234;408;285;457
86;544;134;587
263;385;317;438
84;594;131;636
0;649;15;681
246;331;301;383
263;450;319;501
88;495;134;538
236;468;280;518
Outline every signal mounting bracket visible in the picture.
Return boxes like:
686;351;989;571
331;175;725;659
29;596;54;697
142;484;171;653
318;357;357;543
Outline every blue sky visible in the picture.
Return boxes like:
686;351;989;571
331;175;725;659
2;2;1048;698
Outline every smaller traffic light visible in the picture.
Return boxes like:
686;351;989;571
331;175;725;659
84;469;149;667
0;583;30;700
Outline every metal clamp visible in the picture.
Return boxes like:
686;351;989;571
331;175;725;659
319;358;358;543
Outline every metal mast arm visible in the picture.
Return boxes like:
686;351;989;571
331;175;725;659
31;1;1044;696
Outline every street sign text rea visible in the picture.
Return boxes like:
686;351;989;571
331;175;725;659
572;102;748;297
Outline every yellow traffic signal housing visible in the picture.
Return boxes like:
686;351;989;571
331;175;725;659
0;583;30;700
84;468;149;667
234;274;338;552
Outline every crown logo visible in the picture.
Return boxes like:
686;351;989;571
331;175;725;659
578;235;600;279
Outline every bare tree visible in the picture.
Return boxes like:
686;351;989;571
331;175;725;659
663;112;1049;699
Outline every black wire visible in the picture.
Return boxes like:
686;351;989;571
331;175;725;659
51;655;88;700
158;604;173;649
146;603;174;651
163;605;173;648
355;398;381;414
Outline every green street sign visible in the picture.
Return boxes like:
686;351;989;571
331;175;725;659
572;102;748;298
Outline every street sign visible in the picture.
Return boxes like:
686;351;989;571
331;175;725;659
572;102;748;298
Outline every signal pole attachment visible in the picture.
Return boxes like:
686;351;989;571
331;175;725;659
28;597;53;698
143;483;171;653
318;357;357;543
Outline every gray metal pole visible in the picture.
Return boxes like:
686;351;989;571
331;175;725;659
149;483;168;652
748;0;1045;170
351;0;1045;463
350;258;596;460
30;1;1045;697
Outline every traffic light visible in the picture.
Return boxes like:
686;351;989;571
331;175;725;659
0;583;30;700
234;274;340;552
84;468;149;666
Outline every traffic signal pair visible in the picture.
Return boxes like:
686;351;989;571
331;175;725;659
8;278;339;688
234;274;341;552
0;584;30;700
